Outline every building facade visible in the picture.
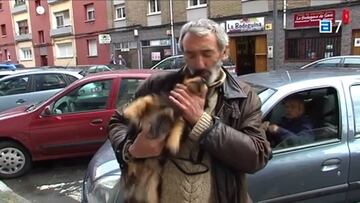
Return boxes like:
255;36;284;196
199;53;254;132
0;0;17;63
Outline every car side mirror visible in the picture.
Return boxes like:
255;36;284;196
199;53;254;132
42;106;52;117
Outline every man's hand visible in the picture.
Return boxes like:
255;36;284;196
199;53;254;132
128;124;167;158
169;84;207;126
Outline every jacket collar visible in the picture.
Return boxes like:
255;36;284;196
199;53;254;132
177;67;247;99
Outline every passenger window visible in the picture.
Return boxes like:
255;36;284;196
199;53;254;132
34;74;67;91
350;85;360;135
52;80;112;114
312;59;341;68
263;87;339;150
0;76;30;96
343;58;360;68
116;78;144;108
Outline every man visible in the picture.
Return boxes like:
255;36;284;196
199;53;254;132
108;19;271;203
118;54;127;66
265;95;314;148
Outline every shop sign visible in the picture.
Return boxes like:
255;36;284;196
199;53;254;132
226;17;265;33
294;10;335;28
98;34;111;44
151;52;161;61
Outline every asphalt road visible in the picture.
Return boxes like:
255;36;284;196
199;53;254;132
2;156;92;203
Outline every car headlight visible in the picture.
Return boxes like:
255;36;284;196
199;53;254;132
85;174;120;203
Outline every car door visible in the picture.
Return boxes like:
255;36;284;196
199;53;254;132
248;84;350;203
0;75;32;112
29;78;118;157
344;78;360;202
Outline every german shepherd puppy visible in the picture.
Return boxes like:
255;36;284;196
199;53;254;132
121;76;208;203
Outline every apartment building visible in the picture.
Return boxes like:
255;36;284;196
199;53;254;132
0;0;17;63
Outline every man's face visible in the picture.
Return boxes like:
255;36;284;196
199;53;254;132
284;100;304;119
182;32;226;79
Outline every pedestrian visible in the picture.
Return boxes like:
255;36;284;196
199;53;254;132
109;54;116;64
118;54;127;66
108;18;271;203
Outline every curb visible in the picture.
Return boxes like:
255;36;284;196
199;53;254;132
0;181;30;203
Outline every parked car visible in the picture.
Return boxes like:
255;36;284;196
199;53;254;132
300;55;360;69
0;69;83;112
0;62;25;71
150;55;236;73
82;68;360;203
0;69;154;179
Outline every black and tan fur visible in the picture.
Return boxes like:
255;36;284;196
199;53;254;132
121;76;208;203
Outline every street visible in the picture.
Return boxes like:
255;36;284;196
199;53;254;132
2;156;91;203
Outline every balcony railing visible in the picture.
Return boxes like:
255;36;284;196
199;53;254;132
11;3;27;14
50;25;73;37
15;33;32;42
47;0;65;5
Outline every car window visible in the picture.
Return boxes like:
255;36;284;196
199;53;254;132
65;74;79;83
34;74;67;91
0;76;30;96
0;66;9;70
311;58;341;68
350;85;360;135
264;87;339;150
117;78;144;108
52;79;112;114
343;58;360;68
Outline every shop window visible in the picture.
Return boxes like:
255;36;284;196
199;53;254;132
285;29;341;61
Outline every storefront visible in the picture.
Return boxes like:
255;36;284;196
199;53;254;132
226;17;268;75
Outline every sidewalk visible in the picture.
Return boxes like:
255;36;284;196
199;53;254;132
0;181;30;203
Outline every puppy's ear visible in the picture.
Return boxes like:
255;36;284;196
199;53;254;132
184;76;208;96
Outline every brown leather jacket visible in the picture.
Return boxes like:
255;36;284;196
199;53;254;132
108;68;272;203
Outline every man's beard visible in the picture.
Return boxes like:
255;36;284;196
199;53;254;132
188;60;223;84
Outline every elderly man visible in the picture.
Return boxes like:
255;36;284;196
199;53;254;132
108;19;271;203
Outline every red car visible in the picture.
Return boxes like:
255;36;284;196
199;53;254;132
0;69;154;178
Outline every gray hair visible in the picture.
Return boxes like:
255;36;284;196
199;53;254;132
178;19;229;52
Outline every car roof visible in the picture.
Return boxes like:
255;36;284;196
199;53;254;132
238;68;360;89
0;68;83;81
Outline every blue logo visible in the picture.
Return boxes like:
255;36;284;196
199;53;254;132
319;20;332;33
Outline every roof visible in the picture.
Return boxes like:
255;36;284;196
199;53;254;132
238;68;360;89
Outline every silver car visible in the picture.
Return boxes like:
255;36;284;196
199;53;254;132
0;69;83;112
300;55;360;69
82;68;360;203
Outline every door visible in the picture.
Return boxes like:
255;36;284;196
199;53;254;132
345;81;360;202
30;79;116;157
41;55;48;66
352;29;360;55
248;86;349;202
255;35;267;72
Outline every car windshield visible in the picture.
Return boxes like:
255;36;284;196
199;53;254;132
246;82;276;104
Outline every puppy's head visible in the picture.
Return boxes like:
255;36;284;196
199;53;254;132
183;76;208;97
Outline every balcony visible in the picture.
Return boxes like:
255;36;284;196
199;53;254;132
47;0;65;5
15;33;32;42
50;25;73;37
11;3;27;15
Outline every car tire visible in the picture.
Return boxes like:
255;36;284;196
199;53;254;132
0;141;32;179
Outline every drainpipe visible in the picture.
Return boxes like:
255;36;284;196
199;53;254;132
169;0;176;55
273;0;278;70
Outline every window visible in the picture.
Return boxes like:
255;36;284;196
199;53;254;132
117;78;144;108
35;0;40;7
20;48;32;60
85;4;95;21
52;80;112;114
1;24;6;36
87;39;98;56
188;0;207;7
55;10;70;28
310;58;341;68
343;58;360;68
56;42;73;58
17;20;28;35
286;29;341;61
34;74;67;91
264;87;339;150
351;85;360;134
0;1;3;10
148;0;160;14
0;76;30;96
14;0;25;7
38;30;44;43
115;4;126;20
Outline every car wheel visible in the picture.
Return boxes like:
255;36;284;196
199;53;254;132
0;141;32;179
